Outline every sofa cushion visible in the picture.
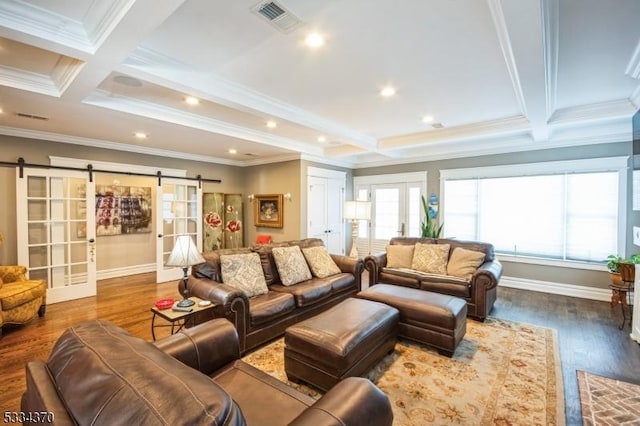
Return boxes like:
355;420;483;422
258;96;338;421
46;320;244;426
193;248;252;281
272;246;312;286
411;243;450;274
447;247;486;280
252;242;289;285
220;253;269;298
386;245;414;269
270;278;333;307
0;280;46;310
249;291;296;326
302;246;341;278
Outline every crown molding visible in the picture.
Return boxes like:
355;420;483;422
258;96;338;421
487;0;528;116
0;65;59;97
630;85;640;109
0;126;243;166
548;99;636;126
626;37;640;79
122;47;377;150
83;90;323;156
0;0;133;54
378;115;530;150
541;0;559;119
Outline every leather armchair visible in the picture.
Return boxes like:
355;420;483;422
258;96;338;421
0;265;46;337
22;319;393;426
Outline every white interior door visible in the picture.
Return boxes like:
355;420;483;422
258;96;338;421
156;178;202;283
17;168;96;304
307;173;345;255
325;178;344;254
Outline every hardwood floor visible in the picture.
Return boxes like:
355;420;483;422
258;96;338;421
1;276;638;426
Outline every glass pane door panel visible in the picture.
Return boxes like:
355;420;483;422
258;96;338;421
70;243;87;263
28;223;47;245
27;176;46;197
374;188;400;240
29;246;48;267
28;200;47;220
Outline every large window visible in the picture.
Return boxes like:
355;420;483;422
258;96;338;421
442;157;627;264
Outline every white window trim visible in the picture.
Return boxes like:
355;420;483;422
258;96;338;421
440;156;630;269
355;171;427;186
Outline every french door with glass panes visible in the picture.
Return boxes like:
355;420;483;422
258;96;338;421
156;178;202;283
17;168;96;304
354;180;424;255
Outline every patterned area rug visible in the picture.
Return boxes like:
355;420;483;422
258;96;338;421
577;370;640;425
243;317;565;426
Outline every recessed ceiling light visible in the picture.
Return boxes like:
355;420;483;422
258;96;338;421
305;32;325;48
228;149;237;154
134;132;147;139
380;86;396;97
185;96;199;105
266;120;277;129
317;136;327;143
422;115;434;123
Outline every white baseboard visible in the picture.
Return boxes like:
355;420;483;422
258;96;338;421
500;276;611;302
97;263;156;280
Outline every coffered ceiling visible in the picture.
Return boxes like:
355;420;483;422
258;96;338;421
0;0;639;168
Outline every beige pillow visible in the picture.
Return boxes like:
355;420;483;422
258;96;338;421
447;247;486;280
386;245;415;269
302;246;341;278
411;243;450;275
272;246;312;286
220;253;268;297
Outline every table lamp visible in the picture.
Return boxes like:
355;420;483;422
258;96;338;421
165;235;205;307
344;200;371;258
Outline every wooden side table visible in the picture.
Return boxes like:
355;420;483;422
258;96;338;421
610;282;634;330
150;297;215;341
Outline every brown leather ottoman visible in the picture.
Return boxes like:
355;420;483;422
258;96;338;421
357;284;467;357
284;297;399;391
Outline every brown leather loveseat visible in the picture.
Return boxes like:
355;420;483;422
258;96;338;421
185;238;364;354
22;319;392;425
365;237;502;321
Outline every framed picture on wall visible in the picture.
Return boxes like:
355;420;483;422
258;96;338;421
254;194;283;228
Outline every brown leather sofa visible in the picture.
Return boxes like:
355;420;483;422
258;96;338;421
365;237;502;321
184;238;364;354
22;319;393;426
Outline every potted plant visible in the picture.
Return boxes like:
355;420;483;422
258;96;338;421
606;254;640;286
420;195;444;238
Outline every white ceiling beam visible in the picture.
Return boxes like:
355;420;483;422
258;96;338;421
489;0;550;142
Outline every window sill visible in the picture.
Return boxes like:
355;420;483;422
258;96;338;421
496;254;607;272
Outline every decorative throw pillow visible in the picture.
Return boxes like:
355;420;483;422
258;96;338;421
411;243;450;275
447;247;486;280
386;245;415;269
272;246;312;286
220;253;268;297
302;246;341;278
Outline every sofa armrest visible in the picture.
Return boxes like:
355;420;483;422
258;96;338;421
154;319;240;376
331;254;365;290
472;259;503;292
21;361;76;425
185;276;251;351
289;377;393;426
364;253;387;287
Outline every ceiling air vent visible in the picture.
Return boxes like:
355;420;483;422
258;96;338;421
251;1;303;34
16;112;49;121
431;123;444;129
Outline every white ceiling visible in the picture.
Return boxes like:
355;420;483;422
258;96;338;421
0;0;638;168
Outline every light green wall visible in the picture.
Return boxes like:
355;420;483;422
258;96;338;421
354;141;635;290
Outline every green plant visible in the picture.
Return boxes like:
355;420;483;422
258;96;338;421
420;195;444;238
606;254;640;273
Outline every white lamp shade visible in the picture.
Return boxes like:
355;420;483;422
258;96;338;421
165;235;205;267
344;200;371;220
